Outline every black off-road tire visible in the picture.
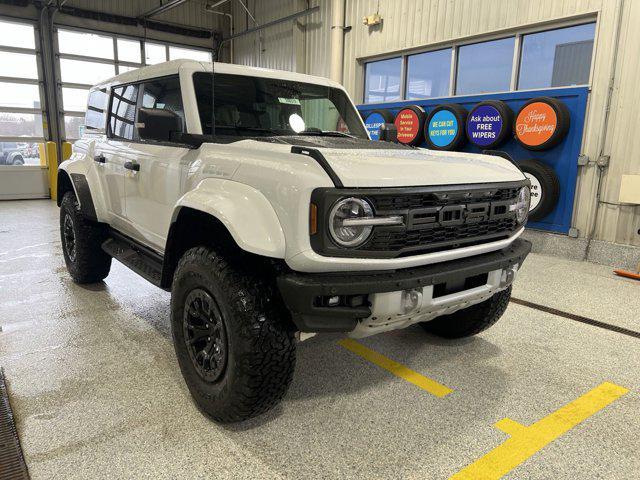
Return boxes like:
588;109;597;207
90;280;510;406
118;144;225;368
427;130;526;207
519;159;561;221
171;246;296;423
420;287;512;338
60;191;111;283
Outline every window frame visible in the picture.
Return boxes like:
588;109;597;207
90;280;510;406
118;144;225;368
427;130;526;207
0;16;46;145
107;83;141;141
454;36;517;96
360;16;597;104
363;56;404;104
405;47;454;101
106;74;185;144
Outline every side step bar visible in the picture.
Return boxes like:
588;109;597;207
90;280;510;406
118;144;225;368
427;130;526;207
102;231;164;287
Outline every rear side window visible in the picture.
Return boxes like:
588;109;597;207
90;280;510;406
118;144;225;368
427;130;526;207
109;84;139;140
141;76;184;133
85;88;107;131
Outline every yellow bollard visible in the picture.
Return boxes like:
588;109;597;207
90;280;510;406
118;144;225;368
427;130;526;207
62;141;72;161
45;141;58;201
38;143;47;167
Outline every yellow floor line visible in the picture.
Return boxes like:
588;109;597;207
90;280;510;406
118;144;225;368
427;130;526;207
450;381;629;480
338;338;453;398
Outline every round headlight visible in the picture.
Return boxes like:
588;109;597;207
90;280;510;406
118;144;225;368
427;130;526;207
329;197;374;247
515;186;531;224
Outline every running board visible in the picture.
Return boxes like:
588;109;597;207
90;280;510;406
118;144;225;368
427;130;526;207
102;232;163;287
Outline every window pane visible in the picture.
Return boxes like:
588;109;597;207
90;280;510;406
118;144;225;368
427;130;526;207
0;52;38;79
64;115;84;139
117;38;141;63
0;112;44;137
0;20;35;49
60;59;115;85
364;58;402;103
193;73;368;138
141;76;184;132
86;89;107;130
456;37;515;95
58;29;114;59
0;141;44;166
0;83;41;109
518;23;596;90
406;49;451;100
109;85;139;140
145;43;166;64
62;87;89;112
169;46;211;62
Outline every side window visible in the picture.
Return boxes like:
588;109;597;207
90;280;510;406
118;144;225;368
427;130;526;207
141;76;184;133
109;84;139;140
85;88;107;130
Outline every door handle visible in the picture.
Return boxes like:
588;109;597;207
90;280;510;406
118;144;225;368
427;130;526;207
124;161;140;172
94;154;106;163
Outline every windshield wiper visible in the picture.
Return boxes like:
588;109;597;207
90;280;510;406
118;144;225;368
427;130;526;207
297;129;357;138
215;125;283;136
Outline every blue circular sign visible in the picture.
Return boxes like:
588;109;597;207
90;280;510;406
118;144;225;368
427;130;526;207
364;112;386;140
427;110;458;148
467;105;504;147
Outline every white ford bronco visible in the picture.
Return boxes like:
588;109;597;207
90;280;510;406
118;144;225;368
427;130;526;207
58;60;531;422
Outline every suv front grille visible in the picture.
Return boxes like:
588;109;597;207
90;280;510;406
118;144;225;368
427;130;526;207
365;187;520;255
368;217;518;255
310;183;525;259
369;187;520;211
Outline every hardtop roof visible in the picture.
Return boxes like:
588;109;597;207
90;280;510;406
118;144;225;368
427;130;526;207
92;59;343;91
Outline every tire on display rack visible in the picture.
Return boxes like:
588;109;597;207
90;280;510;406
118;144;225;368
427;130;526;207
518;159;560;221
394;105;426;146
424;104;468;151
363;109;395;141
514;96;570;151
466;100;513;150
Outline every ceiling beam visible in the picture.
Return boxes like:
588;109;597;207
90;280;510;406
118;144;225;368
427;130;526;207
138;0;189;20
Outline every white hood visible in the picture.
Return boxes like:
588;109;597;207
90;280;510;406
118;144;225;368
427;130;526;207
223;140;525;188
316;147;525;187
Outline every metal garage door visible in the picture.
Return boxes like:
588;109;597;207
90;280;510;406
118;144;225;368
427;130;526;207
0;17;49;200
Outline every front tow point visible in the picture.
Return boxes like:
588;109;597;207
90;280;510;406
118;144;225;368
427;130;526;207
500;264;519;288
401;288;423;315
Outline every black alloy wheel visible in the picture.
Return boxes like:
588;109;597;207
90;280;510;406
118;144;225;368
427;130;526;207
183;288;228;383
63;213;77;262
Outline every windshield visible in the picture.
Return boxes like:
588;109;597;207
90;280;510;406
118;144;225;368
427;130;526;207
193;72;368;139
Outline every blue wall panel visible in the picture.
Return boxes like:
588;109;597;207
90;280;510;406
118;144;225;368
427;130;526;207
357;87;589;234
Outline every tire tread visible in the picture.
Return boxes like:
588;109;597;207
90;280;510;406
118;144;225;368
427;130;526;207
171;246;296;423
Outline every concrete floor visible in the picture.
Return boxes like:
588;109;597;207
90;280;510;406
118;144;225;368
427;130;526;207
1;199;639;480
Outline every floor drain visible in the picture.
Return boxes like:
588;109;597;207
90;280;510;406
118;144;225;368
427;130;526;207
511;297;640;339
0;368;30;480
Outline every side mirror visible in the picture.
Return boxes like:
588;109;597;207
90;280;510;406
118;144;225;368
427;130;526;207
379;123;398;143
137;108;182;142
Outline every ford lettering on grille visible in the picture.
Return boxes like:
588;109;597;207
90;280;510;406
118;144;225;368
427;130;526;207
406;200;513;230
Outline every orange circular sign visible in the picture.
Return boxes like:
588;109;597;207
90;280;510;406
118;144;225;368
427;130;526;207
515;102;558;147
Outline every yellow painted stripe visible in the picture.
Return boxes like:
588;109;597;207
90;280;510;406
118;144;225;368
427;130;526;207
338;338;453;398
450;381;629;480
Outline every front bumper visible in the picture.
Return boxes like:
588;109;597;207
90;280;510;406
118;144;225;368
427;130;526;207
277;238;531;333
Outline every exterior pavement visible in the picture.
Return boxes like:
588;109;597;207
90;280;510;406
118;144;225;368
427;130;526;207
1;199;638;480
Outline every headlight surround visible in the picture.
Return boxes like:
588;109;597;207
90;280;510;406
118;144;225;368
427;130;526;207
329;197;374;247
515;186;531;224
